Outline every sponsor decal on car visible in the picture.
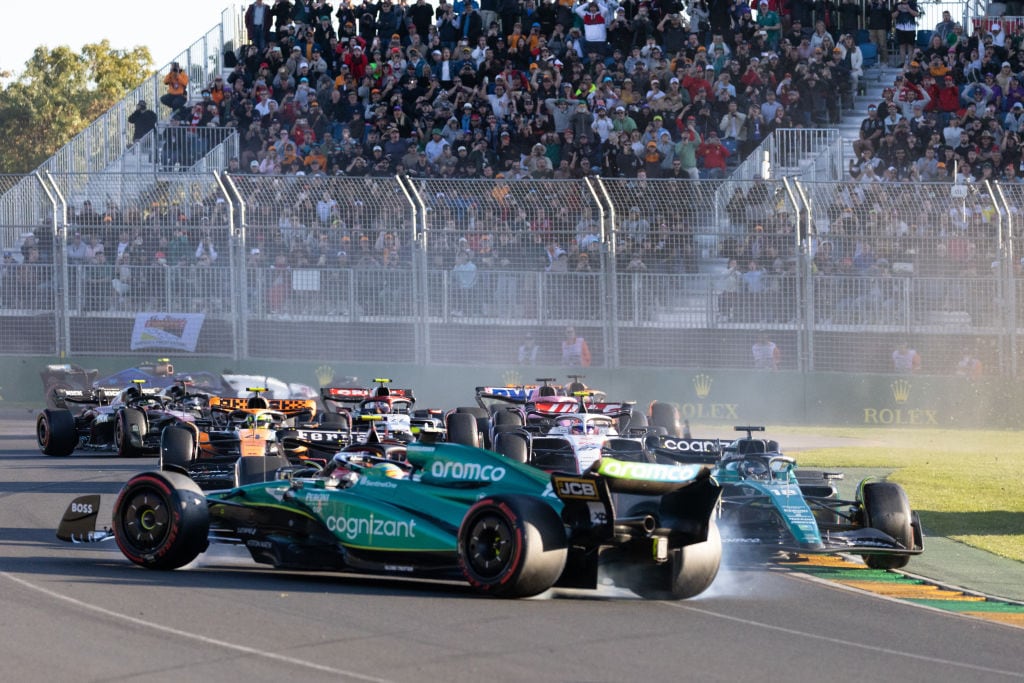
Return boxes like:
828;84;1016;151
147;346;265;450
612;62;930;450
553;476;600;500
429;460;506;482
326;513;417;541
598;459;701;482
659;438;719;453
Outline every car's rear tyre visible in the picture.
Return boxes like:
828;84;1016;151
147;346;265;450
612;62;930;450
160;425;197;472
113;471;209;570
619;409;647;433
861;482;913;570
625;522;722;600
37;409;77;456
493;409;523;427
446;412;479;448
649;401;681;436
455;406;488;419
116;408;148;457
458;495;567;598
235;455;290;486
493;432;529;463
320;411;350;430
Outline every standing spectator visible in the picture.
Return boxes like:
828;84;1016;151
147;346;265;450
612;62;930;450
128;100;158;152
561;325;591;366
891;0;919;68
451;250;478;315
892;340;921;373
518;332;540;364
752;331;781;370
934;10;955;43
246;0;273;51
718;257;742;321
866;0;891;67
160;62;189;113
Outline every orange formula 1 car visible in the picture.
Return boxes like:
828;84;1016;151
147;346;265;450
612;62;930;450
160;389;348;489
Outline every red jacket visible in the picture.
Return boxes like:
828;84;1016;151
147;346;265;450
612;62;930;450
697;139;730;169
931;84;961;113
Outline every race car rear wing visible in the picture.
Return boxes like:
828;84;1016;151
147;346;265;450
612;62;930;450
322;387;415;404
54;387;122;407
209;396;318;417
647;437;722;465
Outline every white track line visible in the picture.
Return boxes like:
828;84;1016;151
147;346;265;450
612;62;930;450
669;599;1024;679
2;571;394;683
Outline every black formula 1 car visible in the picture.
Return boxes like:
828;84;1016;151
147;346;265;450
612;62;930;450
36;380;204;457
57;429;724;600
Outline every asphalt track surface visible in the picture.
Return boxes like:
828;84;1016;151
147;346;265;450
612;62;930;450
2;417;1022;683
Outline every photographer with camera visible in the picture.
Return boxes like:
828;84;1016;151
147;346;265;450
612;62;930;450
161;62;190;113
128;100;158;154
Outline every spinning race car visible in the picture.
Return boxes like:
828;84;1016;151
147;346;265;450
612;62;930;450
657;425;924;569
56;427;724;600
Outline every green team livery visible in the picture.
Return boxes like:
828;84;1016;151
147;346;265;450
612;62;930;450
57;428;723;599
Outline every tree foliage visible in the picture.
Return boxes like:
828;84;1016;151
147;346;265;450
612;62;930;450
0;41;152;173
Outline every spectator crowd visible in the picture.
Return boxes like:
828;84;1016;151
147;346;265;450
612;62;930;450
149;0;904;182
15;0;1015;328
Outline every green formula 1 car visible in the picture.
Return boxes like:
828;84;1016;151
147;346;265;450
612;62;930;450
57;430;723;600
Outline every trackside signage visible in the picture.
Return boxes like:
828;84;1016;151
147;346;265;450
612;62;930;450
597;459;700;482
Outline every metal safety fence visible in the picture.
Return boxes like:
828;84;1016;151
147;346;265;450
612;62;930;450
3;172;1024;378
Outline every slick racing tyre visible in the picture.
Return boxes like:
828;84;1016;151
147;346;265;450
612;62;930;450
446;412;480;448
37;409;77;456
113;471;209;570
649;401;682;436
116;408;148;457
160;425;197;472
235;454;289;486
619;409;647;433
458;495;567;598
620;522;722;600
860;482;913;570
493;432;529;464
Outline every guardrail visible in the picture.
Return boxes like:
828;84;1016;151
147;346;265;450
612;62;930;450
1;172;1020;377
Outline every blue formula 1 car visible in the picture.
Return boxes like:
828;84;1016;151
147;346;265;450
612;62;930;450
655;426;924;569
56;429;724;600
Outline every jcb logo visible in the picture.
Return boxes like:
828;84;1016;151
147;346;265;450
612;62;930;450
555;478;599;500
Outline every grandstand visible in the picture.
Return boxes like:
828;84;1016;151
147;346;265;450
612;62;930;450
2;0;1022;380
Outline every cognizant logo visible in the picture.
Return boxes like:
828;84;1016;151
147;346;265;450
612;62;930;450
430;460;506;481
326;513;417;541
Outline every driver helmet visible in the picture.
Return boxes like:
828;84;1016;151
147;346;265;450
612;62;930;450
376;401;391;414
587;424;599;434
373;462;405;479
248;412;274;428
742;460;769;480
571;423;585;434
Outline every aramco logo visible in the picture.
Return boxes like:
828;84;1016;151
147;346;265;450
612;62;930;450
678;373;738;420
863;378;937;424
